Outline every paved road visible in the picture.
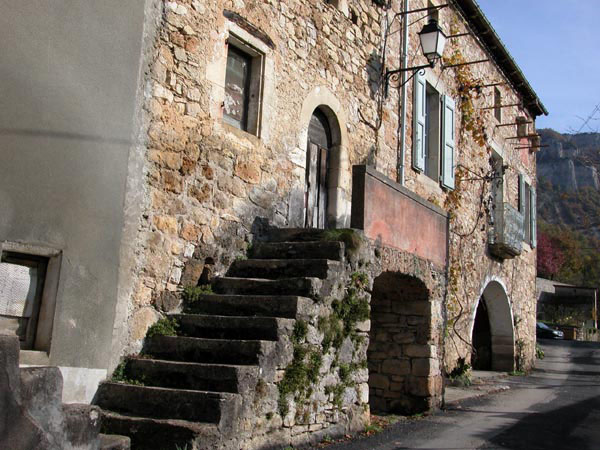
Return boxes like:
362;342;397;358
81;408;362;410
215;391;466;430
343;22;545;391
329;339;600;450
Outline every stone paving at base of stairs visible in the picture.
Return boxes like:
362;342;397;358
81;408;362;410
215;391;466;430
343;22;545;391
444;370;511;406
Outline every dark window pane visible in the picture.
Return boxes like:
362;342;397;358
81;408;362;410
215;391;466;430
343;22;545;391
524;183;531;243
494;87;502;122
224;46;251;130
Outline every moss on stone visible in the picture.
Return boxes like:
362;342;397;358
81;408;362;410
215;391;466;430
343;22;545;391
291;320;308;345
146;317;179;338
321;228;363;257
278;344;323;417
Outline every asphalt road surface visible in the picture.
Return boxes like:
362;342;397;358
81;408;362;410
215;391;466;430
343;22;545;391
329;339;600;450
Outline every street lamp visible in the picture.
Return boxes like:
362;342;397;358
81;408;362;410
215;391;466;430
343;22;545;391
384;18;448;93
418;19;447;66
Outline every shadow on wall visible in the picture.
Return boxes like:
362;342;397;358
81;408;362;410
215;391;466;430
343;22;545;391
0;128;132;146
367;50;384;101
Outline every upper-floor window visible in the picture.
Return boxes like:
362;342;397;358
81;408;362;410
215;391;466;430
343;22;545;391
223;36;264;135
413;71;455;189
494;87;502;122
519;174;537;248
224;46;251;131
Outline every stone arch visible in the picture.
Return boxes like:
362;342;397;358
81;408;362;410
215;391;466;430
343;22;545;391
471;279;515;371
367;272;441;414
299;87;350;228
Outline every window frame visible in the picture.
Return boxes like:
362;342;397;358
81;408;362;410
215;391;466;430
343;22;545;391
413;71;455;190
0;241;61;354
222;33;265;136
424;83;441;181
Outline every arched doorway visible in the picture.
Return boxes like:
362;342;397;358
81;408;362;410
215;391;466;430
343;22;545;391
305;109;332;228
471;281;515;371
472;298;492;370
367;272;441;414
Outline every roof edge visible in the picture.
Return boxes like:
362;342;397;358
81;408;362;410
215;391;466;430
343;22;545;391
451;0;548;117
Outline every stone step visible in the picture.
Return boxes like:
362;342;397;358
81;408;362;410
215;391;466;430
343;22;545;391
262;227;329;243
172;314;292;341
144;335;276;366
62;403;102;448
19;366;64;437
95;382;241;427
227;258;340;280
101;411;220;450
184;294;315;320
213;276;321;298
250;240;345;261
99;433;131;450
126;358;258;394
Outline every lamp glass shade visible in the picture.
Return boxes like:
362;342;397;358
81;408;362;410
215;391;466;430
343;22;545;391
419;20;447;64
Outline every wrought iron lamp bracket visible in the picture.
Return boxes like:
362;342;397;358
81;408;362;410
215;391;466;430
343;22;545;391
384;63;432;96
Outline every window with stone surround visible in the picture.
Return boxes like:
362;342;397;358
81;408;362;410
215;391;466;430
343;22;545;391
413;71;456;189
223;35;264;135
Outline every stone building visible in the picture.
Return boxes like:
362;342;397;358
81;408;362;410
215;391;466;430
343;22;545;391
0;0;546;448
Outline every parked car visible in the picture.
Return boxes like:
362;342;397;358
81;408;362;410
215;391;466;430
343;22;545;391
536;322;564;339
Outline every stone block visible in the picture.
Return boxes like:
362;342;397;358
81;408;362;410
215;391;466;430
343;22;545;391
180;221;201;241
130;307;161;341
368;374;389;390
235;160;261;184
392;332;415;344
407;375;442;397
411;358;439;377
155;291;179;312
153;215;178;235
381;359;410;375
404;344;436;358
392;301;430;316
389;382;405;392
161;169;183;193
357;383;369;404
355;319;370;332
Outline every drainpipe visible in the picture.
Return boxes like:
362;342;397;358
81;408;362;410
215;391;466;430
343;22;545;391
397;0;409;185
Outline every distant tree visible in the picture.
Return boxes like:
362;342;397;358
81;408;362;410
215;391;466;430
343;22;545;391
537;232;565;279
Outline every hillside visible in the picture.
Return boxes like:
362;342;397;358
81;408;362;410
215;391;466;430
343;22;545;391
536;129;600;286
537;129;600;239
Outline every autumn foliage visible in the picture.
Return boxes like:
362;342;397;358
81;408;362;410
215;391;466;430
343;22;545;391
536;232;565;279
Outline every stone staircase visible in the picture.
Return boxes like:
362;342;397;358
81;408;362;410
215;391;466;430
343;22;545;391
0;335;129;450
96;228;348;450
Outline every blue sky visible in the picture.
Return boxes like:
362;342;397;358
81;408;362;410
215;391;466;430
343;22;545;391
477;0;600;133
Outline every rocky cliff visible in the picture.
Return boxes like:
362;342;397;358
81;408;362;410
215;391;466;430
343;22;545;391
538;129;600;192
537;129;600;238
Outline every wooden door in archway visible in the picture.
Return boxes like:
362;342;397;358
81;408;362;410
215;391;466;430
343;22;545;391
305;109;331;229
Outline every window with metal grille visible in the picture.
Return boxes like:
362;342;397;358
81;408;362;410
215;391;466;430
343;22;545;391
0;252;48;349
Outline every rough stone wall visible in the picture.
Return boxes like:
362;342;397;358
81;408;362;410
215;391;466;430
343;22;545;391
247;246;372;448
124;0;401;352
394;0;538;372
367;246;446;413
122;0;538;374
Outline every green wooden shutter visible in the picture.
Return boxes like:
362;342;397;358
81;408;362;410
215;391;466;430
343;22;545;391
413;71;426;172
530;187;537;248
518;174;525;214
441;94;456;190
